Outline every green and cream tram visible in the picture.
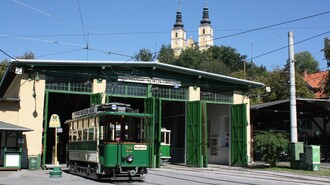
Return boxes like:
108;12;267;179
65;102;152;180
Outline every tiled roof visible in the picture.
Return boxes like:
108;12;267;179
303;71;328;99
303;71;328;89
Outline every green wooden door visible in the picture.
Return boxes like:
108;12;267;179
144;98;161;168
186;101;203;167
231;104;248;167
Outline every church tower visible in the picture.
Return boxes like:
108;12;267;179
198;1;213;51
171;2;186;56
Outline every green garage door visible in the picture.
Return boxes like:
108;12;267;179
186;101;203;167
144;98;161;168
231;104;248;167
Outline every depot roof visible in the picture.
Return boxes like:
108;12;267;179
0;59;264;96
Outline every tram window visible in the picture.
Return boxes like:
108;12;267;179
166;132;170;144
95;127;98;140
78;120;82;130
99;126;104;140
89;128;94;140
83;129;88;140
115;124;121;141
89;118;94;128
161;132;165;144
103;123;114;142
78;130;82;141
72;130;77;141
72;121;77;130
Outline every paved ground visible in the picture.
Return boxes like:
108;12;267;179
0;163;329;185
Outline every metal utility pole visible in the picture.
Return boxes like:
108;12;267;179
288;31;298;143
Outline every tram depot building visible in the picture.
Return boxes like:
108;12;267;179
0;59;263;169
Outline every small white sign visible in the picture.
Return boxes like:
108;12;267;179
15;67;22;74
134;145;147;150
18;139;24;144
57;128;63;133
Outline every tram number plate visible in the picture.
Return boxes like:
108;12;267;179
134;145;147;150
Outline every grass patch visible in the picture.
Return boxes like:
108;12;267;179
249;164;330;177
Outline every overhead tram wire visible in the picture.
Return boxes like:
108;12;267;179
12;0;63;21
195;10;330;46
0;34;134;60
0;49;18;61
213;10;330;42
37;48;87;58
0;34;85;47
77;0;87;45
90;48;134;59
77;0;89;60
0;49;20;73
247;30;330;61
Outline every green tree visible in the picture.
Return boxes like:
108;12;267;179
257;68;314;103
17;51;35;59
157;45;175;64
324;38;330;65
254;131;289;166
199;49;231;75
0;59;9;79
208;46;246;72
287;51;319;74
175;47;202;69
259;69;288;102
321;38;330;95
134;48;153;61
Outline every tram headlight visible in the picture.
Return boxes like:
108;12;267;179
126;154;134;163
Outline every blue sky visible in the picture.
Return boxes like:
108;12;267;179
1;0;330;71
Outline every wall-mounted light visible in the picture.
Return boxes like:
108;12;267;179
34;72;40;81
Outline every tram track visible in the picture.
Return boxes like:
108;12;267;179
148;167;330;185
162;165;330;183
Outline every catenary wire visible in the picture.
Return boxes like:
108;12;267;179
247;30;330;61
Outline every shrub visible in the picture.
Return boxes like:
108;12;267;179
254;131;289;166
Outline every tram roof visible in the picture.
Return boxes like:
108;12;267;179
0;59;264;96
65;111;153;123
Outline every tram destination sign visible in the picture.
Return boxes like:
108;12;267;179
118;76;181;87
72;106;97;119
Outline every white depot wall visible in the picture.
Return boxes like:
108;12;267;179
207;104;230;164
